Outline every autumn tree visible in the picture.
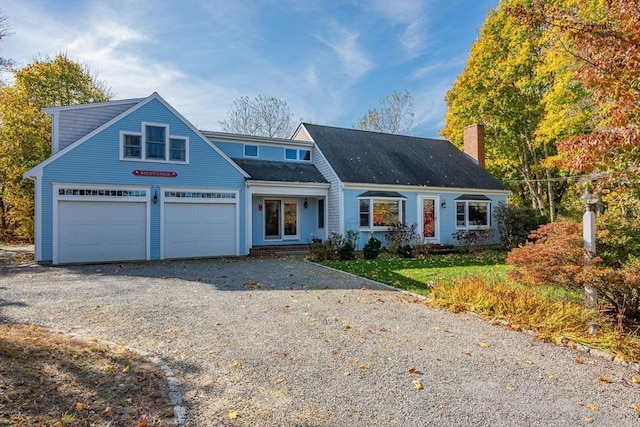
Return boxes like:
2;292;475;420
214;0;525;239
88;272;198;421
219;95;295;138
514;0;640;217
443;0;602;221
355;90;415;135
0;53;111;240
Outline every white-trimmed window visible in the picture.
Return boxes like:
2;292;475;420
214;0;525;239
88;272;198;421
244;144;258;157
456;196;491;229
121;123;188;163
123;134;142;159
358;192;406;229
146;125;166;159
284;148;311;161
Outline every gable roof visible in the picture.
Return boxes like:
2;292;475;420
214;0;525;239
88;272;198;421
24;93;249;179
233;159;328;183
300;123;507;191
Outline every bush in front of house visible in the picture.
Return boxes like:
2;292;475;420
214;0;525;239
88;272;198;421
385;223;419;257
362;237;383;260
309;231;359;261
506;221;640;329
493;202;547;249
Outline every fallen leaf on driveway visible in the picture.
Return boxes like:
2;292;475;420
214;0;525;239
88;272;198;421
342;324;351;330
586;403;598;412
599;376;612;383
479;342;490;348
232;360;241;368
412;379;423;390
632;376;640;384
408;367;418;374
585;417;594;424
505;386;516;391
229;409;239;419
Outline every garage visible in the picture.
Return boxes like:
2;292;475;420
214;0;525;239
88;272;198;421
57;200;147;264
163;190;237;259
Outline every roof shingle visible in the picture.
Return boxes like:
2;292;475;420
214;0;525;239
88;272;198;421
302;123;506;191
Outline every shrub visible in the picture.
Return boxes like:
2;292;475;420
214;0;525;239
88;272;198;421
506;221;640;327
596;212;640;267
451;229;492;253
308;237;328;262
308;231;360;261
385;223;419;256
493;202;547;249
362;237;383;260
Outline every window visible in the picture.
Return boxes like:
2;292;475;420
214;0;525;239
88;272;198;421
244;144;258;157
318;199;325;229
146;125;166;159
121;124;187;163
359;197;405;229
284;148;311;161
456;200;490;229
285;148;297;160
299;150;311;161
123;134;141;159
170;138;186;161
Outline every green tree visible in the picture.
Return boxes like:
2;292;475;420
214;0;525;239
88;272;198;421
219;95;295;138
0;53;111;240
355;90;415;135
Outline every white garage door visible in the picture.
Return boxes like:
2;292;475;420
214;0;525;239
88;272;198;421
164;202;236;258
58;201;147;264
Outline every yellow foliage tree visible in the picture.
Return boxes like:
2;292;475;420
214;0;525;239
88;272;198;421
0;53;111;241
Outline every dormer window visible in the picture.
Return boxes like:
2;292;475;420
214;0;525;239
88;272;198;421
284;148;311;162
244;144;258;157
120;123;188;163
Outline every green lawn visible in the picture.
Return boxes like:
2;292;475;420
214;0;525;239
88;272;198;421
323;251;510;295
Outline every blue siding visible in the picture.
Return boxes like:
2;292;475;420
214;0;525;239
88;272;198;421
342;188;506;249
213;140;311;162
250;196;319;246
38;98;247;262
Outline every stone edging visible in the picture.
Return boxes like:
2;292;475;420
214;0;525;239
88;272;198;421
64;332;187;425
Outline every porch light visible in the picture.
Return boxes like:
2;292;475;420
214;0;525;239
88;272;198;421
441;200;447;209
153;190;158;204
304;198;308;209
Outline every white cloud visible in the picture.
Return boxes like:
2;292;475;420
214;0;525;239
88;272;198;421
370;0;429;57
315;22;374;79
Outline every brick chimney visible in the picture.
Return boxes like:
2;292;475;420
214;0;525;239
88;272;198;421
463;124;485;168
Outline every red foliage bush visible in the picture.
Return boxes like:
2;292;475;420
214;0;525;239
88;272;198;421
506;221;584;289
507;221;640;322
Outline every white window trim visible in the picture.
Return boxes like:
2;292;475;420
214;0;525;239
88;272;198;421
263;198;299;241
358;197;405;231
244;144;259;158
119;122;189;164
455;200;491;230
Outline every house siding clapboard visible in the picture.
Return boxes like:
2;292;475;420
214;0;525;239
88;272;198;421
34;95;247;262
312;146;341;234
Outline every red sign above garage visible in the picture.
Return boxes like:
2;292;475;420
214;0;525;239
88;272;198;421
132;170;178;178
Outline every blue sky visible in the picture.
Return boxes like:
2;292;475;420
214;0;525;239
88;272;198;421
0;0;497;138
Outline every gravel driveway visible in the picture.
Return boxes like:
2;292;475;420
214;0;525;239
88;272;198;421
1;257;639;426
